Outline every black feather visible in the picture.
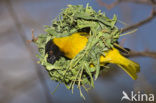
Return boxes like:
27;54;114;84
45;40;65;64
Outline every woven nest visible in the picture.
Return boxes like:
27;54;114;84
35;4;120;98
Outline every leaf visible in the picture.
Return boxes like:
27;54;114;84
84;62;94;88
111;14;117;28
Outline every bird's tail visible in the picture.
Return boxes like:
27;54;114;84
100;48;140;80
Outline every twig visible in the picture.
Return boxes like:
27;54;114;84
27;29;38;43
121;0;156;5
96;0;156;33
128;50;156;59
96;0;121;9
121;9;156;33
5;0;53;102
96;0;156;9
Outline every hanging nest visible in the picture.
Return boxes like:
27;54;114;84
34;4;121;99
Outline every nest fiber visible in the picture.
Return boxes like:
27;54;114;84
35;4;120;98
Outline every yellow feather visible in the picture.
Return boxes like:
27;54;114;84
53;32;140;80
53;32;88;58
100;48;140;80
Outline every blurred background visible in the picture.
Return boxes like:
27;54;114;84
0;0;156;103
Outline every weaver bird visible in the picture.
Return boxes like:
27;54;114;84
45;32;140;80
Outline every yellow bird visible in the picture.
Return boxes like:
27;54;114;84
45;32;140;80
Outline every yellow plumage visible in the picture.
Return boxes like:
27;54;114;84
100;48;140;80
53;32;88;59
53;32;140;80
